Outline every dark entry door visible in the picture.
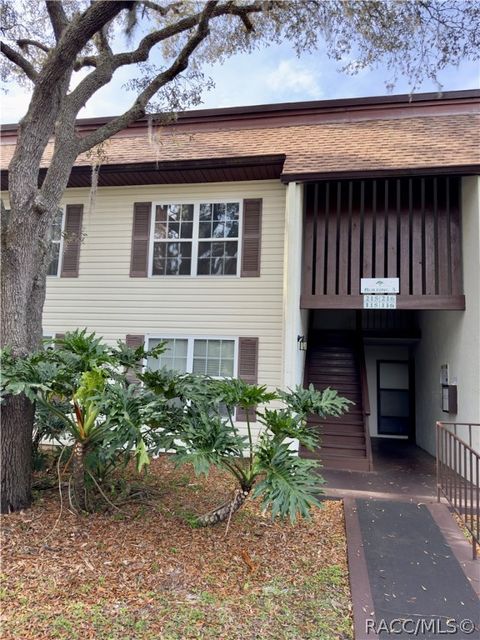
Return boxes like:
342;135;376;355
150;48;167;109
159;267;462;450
377;361;412;437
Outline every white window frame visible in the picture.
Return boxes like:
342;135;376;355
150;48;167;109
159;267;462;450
42;331;56;350
148;199;243;278
47;207;66;278
145;335;239;379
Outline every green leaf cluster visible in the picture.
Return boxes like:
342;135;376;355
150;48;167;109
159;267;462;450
1;331;352;523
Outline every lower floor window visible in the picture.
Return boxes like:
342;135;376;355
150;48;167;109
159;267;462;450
148;337;189;373
147;337;236;378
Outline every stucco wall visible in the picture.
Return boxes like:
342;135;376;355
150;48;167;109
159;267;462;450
414;176;480;456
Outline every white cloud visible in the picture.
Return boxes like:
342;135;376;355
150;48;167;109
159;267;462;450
265;60;322;98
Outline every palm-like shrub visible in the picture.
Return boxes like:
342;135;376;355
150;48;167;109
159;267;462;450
0;331;166;510
2;331;352;524
140;371;352;525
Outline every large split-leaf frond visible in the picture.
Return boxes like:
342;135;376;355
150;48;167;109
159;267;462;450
280;384;352;419
253;441;324;523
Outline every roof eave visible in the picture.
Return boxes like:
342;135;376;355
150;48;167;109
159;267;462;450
281;164;480;184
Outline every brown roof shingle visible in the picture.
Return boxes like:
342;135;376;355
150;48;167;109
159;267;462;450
1;112;479;178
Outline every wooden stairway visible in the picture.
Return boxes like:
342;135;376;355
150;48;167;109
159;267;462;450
300;330;373;471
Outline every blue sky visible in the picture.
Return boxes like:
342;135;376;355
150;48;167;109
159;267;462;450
1;38;479;124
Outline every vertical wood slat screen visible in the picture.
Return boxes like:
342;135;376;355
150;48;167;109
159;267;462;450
303;176;462;301
61;205;83;278
236;337;259;422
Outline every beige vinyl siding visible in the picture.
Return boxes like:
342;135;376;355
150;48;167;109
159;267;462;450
44;180;286;434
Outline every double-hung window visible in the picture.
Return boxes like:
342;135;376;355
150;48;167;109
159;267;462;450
47;209;64;276
147;337;236;378
152;204;194;276
150;201;241;276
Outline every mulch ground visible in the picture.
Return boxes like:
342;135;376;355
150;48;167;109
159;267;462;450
1;456;352;640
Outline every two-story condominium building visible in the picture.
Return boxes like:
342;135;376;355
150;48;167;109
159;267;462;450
2;89;479;471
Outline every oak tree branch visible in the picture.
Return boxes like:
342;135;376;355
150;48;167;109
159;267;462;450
0;41;38;81
77;0;219;153
45;0;69;41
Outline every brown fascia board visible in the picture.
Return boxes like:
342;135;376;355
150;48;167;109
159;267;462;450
72;154;286;173
0;154;287;190
2;88;479;135
281;164;480;183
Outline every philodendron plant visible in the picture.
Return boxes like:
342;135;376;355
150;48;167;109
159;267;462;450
0;330;166;510
141;371;352;526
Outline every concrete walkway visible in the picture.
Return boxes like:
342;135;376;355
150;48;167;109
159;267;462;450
322;439;438;502
344;497;480;639
321;441;480;639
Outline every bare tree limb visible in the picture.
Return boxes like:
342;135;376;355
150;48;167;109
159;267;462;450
138;1;184;17
45;0;69;41
17;39;51;55
73;55;99;71
77;0;220;154
112;1;264;68
239;13;255;32
95;24;113;57
69;0;264;114
8;2;132;215
0;41;38;81
67;3;212;114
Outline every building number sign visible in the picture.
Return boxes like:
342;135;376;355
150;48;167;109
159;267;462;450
363;294;397;309
361;278;399;309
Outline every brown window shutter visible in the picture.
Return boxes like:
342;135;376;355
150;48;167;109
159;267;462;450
236;337;259;422
241;199;262;277
53;333;65;349
60;205;83;278
130;203;152;277
125;334;145;384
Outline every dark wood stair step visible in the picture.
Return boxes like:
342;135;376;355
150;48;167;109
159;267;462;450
308;370;358;377
321;435;366;447
321;441;366;451
312;424;366;435
309;417;365;427
300;450;370;471
310;358;357;362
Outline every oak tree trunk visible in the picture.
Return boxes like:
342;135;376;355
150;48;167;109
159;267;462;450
0;395;34;512
1;200;52;513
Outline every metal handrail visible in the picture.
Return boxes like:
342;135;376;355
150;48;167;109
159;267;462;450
436;422;480;559
357;338;373;472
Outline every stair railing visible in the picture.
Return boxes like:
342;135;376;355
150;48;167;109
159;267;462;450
436;422;480;559
357;337;373;471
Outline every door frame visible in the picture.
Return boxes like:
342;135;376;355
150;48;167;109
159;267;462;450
376;359;416;441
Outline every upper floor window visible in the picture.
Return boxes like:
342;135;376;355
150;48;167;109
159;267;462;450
131;199;262;279
150;201;240;277
197;203;239;276
152;205;194;276
47;210;64;276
